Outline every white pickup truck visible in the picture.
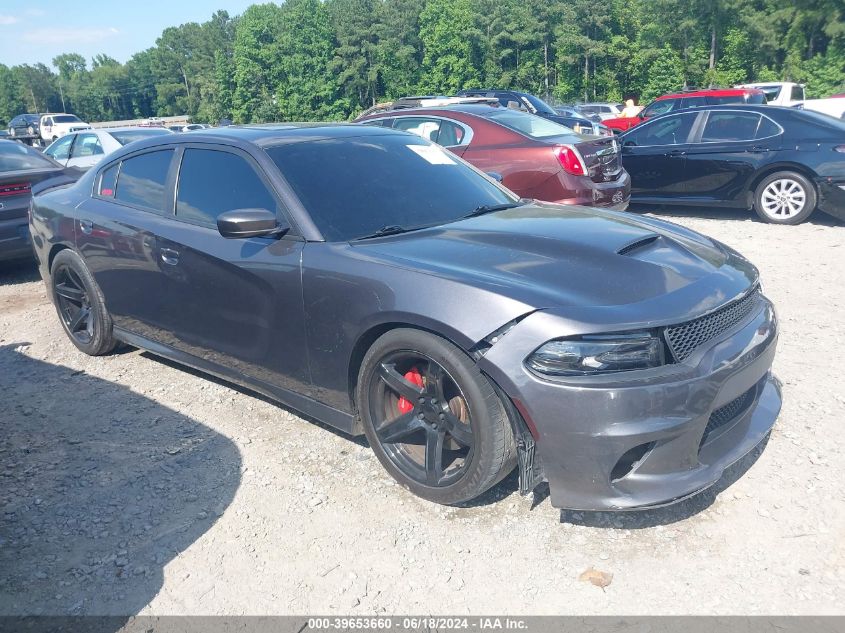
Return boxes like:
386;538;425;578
38;113;92;143
736;81;845;119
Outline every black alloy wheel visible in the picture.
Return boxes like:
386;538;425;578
50;249;117;356
357;329;516;505
369;351;475;487
54;264;95;345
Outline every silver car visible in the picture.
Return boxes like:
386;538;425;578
43;127;173;171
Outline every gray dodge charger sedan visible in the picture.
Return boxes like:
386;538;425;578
29;124;781;511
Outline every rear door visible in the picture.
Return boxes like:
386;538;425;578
75;147;179;343
149;145;310;393
620;112;700;198
682;110;782;203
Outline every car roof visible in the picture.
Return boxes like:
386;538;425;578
97;123;407;156
656;88;764;100
363;104;500;118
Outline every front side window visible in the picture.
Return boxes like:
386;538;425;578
700;112;762;142
624;113;696;146
114;150;174;211
46;135;75;161
266;134;515;242
681;97;707;109
176;149;278;227
642;99;678;118
70;134;103;158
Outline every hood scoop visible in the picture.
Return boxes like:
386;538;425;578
617;234;661;256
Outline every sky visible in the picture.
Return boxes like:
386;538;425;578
0;0;257;68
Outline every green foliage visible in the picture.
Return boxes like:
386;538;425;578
0;1;842;125
418;0;482;94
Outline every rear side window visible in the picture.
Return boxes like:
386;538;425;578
701;112;761;142
176;149;278;227
98;164;118;197
114;150;173;211
790;86;805;101
756;117;781;138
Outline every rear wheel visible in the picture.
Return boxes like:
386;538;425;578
50;249;116;356
357;328;516;505
754;171;816;225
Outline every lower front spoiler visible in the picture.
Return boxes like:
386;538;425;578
546;372;781;512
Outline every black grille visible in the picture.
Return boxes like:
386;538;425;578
665;288;760;362
700;387;755;446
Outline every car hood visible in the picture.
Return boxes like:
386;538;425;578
353;203;758;317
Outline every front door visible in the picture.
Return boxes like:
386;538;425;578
150;145;310;393
621;112;700;199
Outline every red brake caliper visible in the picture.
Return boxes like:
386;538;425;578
397;368;424;414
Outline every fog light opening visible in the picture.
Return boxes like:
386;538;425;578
610;441;655;483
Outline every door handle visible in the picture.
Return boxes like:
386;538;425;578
749;146;768;153
159;247;180;266
665;149;686;157
79;220;93;235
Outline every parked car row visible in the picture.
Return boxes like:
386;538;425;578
357;94;845;226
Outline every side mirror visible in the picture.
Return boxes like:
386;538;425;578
217;208;288;239
486;172;504;183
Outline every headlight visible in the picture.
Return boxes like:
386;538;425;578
526;332;664;376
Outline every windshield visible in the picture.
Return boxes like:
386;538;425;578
0;141;58;172
266;133;516;242
111;128;172;145
53;115;82;123
486;109;575;137
519;93;556;115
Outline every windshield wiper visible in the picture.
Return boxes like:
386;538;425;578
355;225;415;240
462;199;529;219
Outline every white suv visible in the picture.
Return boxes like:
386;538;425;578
39;113;91;143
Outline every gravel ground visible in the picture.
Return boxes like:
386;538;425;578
0;207;843;617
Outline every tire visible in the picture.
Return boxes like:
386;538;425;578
754;171;817;225
356;328;516;505
26;126;35;136
8;128;15;137
50;249;117;356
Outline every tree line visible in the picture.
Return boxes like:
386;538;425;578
1;0;842;126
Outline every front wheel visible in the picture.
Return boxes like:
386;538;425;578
356;329;516;505
754;171;817;225
50;249;117;356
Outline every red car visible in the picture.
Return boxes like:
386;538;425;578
604;88;768;133
357;104;631;209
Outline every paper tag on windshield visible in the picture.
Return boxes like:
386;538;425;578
407;144;456;165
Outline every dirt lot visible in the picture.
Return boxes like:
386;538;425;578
1;207;843;617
